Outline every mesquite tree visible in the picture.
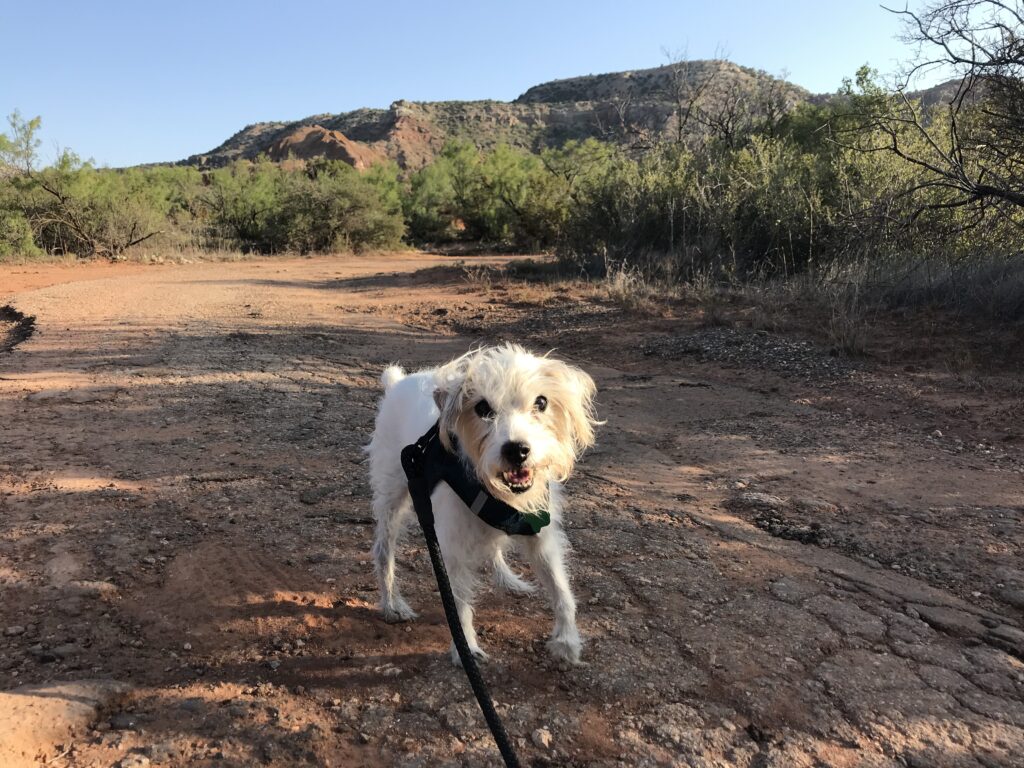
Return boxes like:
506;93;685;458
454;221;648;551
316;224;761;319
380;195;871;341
0;112;163;258
846;1;1024;224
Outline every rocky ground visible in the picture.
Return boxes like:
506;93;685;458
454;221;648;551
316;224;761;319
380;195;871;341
0;254;1021;767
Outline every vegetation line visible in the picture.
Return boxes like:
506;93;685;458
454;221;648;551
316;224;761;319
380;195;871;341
1;1;1021;332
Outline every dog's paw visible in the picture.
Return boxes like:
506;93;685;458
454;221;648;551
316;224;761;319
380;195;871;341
450;643;489;667
547;635;583;665
381;599;418;623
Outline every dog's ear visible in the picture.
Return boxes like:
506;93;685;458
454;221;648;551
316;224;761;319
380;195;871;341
433;387;447;412
545;359;599;454
433;359;469;450
565;365;598;453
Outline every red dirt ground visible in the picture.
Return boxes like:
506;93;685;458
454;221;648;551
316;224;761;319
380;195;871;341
0;253;1021;767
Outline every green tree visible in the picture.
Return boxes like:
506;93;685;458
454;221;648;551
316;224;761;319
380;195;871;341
0;112;44;258
1;111;169;257
0;110;41;175
202;158;404;253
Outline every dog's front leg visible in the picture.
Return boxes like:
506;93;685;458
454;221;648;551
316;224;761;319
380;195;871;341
525;526;582;664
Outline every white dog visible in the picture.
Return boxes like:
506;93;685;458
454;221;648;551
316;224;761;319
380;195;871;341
366;344;598;664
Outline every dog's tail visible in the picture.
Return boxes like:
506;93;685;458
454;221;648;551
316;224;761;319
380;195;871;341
380;365;406;392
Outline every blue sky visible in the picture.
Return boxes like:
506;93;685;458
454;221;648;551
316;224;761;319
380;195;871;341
2;1;921;167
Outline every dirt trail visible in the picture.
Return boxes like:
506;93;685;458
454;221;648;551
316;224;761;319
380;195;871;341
0;255;1022;767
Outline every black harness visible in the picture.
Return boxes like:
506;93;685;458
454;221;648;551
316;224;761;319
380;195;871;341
400;422;550;536
400;420;538;768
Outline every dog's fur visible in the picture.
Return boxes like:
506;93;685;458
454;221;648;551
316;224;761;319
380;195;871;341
367;344;598;664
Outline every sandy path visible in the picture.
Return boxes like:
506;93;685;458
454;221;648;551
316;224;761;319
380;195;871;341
0;254;1021;767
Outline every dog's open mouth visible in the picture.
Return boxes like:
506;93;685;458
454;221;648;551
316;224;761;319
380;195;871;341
500;467;534;493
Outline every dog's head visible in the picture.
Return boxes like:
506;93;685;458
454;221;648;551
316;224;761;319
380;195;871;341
434;344;598;510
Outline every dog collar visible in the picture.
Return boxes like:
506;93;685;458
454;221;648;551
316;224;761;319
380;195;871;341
401;422;551;536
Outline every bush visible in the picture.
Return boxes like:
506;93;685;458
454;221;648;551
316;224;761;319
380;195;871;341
0;205;40;260
402;140;570;248
201;158;405;253
275;159;405;253
27;156;188;257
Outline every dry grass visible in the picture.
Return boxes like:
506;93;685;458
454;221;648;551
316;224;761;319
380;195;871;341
0;244;405;267
822;281;869;356
600;265;669;314
125;246;260;264
0;246;260;267
459;252;1023;372
0;251;80;266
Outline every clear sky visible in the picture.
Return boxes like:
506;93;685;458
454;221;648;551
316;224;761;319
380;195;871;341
2;1;921;168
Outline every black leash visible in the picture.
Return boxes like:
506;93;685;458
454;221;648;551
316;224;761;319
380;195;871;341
401;423;522;768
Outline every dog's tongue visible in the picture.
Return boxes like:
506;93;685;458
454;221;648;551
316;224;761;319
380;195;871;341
507;468;531;483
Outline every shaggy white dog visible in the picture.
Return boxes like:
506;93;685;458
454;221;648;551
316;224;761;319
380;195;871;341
367;344;598;664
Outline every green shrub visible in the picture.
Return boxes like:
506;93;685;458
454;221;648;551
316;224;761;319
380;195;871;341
0;204;41;260
201;157;404;253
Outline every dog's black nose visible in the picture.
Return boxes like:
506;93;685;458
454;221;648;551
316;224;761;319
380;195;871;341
501;441;531;465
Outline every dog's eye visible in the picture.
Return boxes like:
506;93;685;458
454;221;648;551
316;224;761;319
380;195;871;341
534;395;548;413
474;399;495;419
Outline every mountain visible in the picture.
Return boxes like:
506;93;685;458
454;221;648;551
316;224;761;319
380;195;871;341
265;125;387;170
514;60;797;104
183;99;647;171
179;60;948;171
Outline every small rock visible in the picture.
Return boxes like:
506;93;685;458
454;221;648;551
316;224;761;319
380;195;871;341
792;498;839;515
117;755;151;768
727;492;786;512
29;645;58;663
109;716;139;733
179;698;204;713
64;581;120;606
931;429;943;438
997;588;1024;610
182;643;192;652
531;728;553;750
987;625;1024;655
142;556;157;566
51;644;80;659
4;625;25;637
143;742;178;762
299;487;336;505
55;597;85;616
110;712;139;730
62;580;119;600
910;604;985;639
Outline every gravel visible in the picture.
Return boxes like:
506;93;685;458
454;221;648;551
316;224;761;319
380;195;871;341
643;327;860;381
